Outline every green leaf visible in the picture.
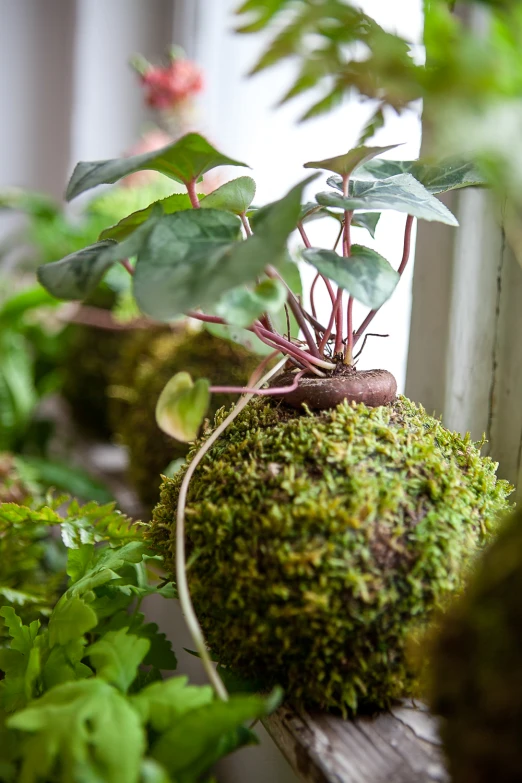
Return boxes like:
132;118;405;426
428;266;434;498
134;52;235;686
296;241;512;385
66;133;248;200
200;176;256;214
0;287;59;324
131;676;213;733
317;174;459;225
133;209;241;320
0;187;58;219
304;144;400;177
88;629;149;692
18;457;112;503
216;278;287;328
134;177;314;321
37;216;159;300
8;679;145;783
332;157;487;194
151;689;282;781
155;372;210;443
352;212;381;238
235;0;288;33
99;193;194;242
48;597;97;648
302;245;400;308
0;608;39;656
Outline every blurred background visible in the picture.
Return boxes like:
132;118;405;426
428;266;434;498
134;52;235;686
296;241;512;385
5;2;522;781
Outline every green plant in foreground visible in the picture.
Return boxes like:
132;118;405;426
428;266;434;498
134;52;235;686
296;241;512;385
0;497;280;783
150;395;511;714
430;505;522;783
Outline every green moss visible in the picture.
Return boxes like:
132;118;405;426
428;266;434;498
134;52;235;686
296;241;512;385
430;506;522;783
110;328;259;511
150;395;512;715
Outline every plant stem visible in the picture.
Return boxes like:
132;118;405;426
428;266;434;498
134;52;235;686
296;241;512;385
186;178;200;209
254;323;334;370
334;289;344;354
333;222;344;252
265;265;323;359
175;356;288;701
297;222;311;248
119;258;134;275
210;370;305;396
344;296;354;365
353;214;414;348
240;212;252;236
186;310;226;325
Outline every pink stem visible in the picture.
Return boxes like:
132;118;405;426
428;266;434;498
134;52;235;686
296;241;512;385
240;212;252;237
345;296;354;365
297;222;311;248
120;258;134;275
353;214;414;347
247;350;280;386
319;291;344;355
253;323;329;372
334;289;344;354
186;311;226;325
265;265;322;359
210;370;305;396
186;179;200;209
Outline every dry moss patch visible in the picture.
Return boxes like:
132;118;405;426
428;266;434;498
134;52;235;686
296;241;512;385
150;395;511;715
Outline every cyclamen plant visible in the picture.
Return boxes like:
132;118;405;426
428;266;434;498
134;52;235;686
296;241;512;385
38;132;483;435
37;132;485;697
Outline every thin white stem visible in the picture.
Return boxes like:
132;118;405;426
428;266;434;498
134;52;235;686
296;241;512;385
175;356;288;701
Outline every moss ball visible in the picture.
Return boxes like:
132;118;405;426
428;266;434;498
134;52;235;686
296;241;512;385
60;288;131;439
110;328;259;511
430;506;522;783
150;395;511;715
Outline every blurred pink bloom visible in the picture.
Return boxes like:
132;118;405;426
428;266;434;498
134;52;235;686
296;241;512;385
141;60;204;110
121;129;172;188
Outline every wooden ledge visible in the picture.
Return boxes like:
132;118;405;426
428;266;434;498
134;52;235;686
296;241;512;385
263;700;449;783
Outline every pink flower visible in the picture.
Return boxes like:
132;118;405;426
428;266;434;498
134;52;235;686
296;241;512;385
141;60;204;110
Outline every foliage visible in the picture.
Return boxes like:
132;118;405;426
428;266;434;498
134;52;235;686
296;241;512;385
150;395;512;715
0;498;280;782
430;505;522;783
33;128;487;440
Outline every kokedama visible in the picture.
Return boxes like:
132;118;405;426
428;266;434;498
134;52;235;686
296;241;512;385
37;131;512;712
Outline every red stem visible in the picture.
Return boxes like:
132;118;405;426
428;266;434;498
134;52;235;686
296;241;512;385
297;222;311;248
210;370;305;396
120;258;134;275
345;296;354;365
334;289;344;354
353;214;415;348
186;311;226;325
265;265;322;359
186;179;200;209
254;323;331;369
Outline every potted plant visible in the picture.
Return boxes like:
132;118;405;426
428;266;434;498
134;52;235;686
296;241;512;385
35;125;512;715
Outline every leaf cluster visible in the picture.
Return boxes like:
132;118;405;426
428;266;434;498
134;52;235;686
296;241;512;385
0;498;280;782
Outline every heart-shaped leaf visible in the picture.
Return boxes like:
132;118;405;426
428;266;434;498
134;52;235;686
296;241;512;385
155;372;210;443
216;278;287;328
317;174;458;225
200;177;256;215
302;245;400;308
329;158;486;194
304;144;400;178
99;193;194;242
134;177;314;321
66;133;248;201
37;216;159;300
